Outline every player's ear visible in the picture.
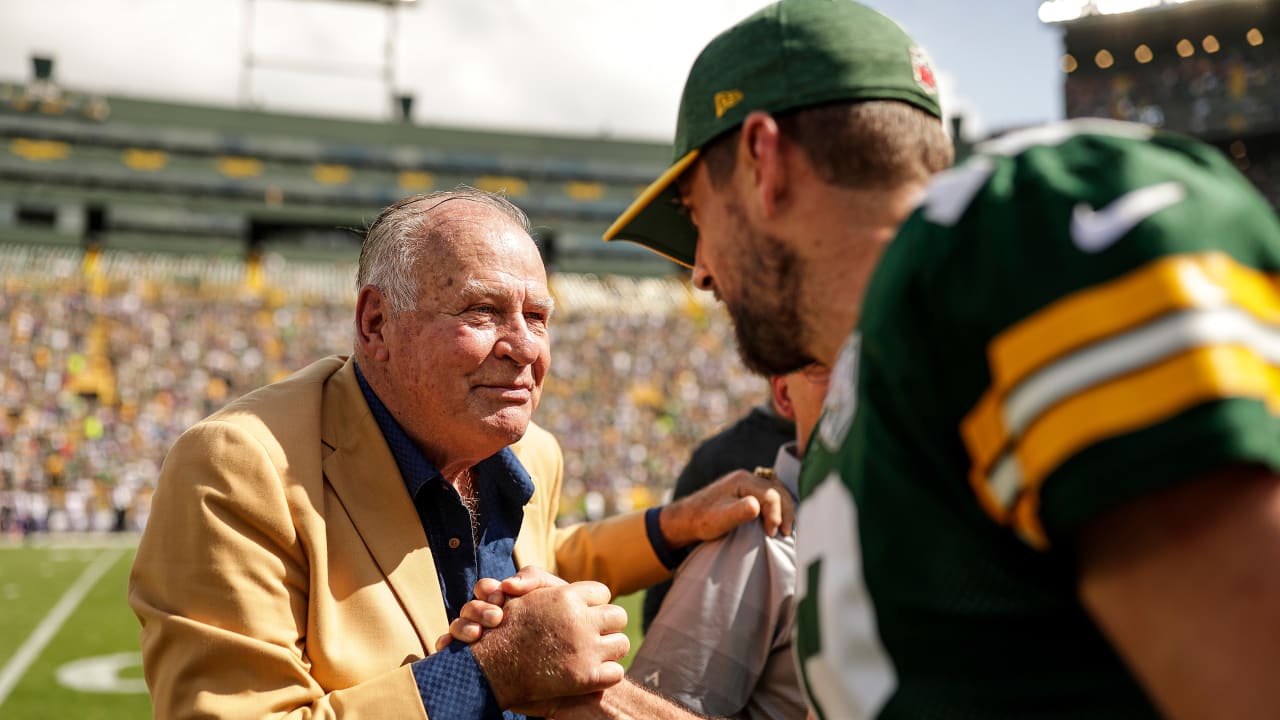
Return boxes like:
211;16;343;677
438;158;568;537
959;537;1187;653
770;374;797;420
741;111;787;219
355;285;391;362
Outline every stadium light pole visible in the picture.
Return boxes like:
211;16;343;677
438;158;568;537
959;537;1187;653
239;0;420;119
240;0;253;107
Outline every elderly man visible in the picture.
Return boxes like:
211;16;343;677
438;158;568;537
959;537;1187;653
129;188;789;719
606;0;1280;718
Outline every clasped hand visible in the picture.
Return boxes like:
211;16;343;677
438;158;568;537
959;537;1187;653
441;567;628;716
438;468;794;715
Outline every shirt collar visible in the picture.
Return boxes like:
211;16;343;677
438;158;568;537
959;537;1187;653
354;361;534;505
771;441;802;501
479;446;536;507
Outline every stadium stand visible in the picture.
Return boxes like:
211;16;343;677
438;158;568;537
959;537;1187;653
1044;0;1280;207
0;244;763;540
0;60;783;542
0;67;683;276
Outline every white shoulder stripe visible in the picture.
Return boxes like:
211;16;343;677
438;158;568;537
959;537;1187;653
1007;306;1280;435
989;454;1025;509
980;304;1280;514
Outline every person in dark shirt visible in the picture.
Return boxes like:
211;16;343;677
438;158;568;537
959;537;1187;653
642;378;795;630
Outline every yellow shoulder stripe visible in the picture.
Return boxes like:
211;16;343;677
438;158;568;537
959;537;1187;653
962;251;1280;549
1010;345;1280;549
989;252;1280;396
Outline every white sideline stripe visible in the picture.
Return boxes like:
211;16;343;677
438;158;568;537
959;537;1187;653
0;547;127;708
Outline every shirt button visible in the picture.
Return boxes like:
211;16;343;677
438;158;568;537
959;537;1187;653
448;537;461;549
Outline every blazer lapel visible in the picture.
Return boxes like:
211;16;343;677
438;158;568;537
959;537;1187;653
321;358;450;650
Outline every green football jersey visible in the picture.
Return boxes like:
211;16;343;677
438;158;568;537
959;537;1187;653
795;120;1280;719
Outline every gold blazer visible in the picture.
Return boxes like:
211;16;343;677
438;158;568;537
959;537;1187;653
129;355;668;719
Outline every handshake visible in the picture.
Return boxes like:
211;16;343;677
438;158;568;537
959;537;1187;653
435;566;630;719
434;466;798;719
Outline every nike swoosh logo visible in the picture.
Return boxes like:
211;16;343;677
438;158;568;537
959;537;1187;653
1071;181;1187;253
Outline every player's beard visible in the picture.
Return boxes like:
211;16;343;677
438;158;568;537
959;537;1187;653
722;201;815;376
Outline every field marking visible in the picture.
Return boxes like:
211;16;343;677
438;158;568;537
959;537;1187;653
0;546;127;708
56;652;147;694
0;533;140;550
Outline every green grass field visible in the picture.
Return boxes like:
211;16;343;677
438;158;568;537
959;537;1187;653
0;539;645;719
0;541;149;720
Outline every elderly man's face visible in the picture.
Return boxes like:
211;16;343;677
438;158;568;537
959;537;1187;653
682;160;814;376
382;205;552;458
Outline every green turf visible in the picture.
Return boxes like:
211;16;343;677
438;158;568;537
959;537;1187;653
6;549;150;719
614;590;646;669
0;544;151;719
0;541;651;718
0;546;102;670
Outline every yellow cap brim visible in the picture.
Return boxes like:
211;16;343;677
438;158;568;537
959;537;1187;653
602;149;701;268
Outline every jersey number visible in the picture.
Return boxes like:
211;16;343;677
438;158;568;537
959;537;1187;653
795;471;896;719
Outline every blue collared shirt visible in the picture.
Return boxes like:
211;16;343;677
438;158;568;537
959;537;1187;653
356;364;532;720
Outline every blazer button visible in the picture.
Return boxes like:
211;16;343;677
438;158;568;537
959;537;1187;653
448;537;461;549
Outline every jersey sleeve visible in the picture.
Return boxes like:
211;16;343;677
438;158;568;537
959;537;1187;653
879;128;1280;550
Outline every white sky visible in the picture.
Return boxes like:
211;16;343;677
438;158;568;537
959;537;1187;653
0;0;1064;142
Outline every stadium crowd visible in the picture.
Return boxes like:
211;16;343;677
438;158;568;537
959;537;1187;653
1065;42;1280;138
1238;136;1280;208
1064;41;1280;210
0;245;765;540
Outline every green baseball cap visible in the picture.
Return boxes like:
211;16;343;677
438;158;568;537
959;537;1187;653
603;0;942;267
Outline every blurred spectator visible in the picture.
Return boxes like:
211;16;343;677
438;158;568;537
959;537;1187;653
1235;135;1280;207
627;363;832;720
1065;33;1280;138
1062;35;1280;210
640;377;795;631
1064;39;1274;135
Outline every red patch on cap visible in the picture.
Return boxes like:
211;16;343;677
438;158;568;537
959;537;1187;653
910;46;938;95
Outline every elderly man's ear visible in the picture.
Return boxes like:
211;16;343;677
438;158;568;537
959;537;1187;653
355;285;391;362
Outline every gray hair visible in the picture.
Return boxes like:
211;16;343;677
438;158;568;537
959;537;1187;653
357;187;532;315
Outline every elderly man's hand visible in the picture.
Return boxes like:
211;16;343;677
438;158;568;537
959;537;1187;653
434;566;565;651
549;679;710;720
466;578;629;715
659;468;794;549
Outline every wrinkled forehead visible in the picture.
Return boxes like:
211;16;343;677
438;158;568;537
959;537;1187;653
423;199;523;240
422;204;538;265
416;207;547;296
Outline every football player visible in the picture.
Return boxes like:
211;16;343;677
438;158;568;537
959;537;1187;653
606;0;1280;716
